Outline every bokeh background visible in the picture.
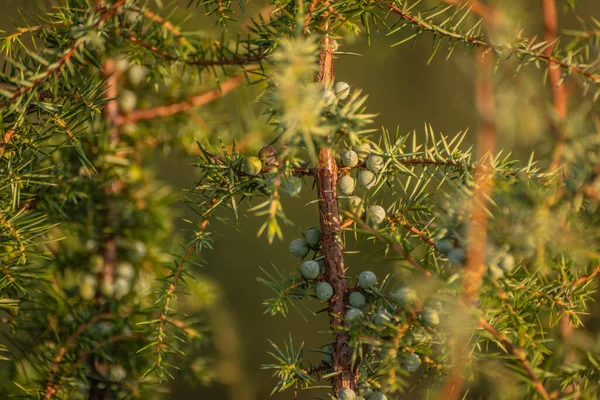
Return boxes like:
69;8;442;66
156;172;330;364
1;0;600;398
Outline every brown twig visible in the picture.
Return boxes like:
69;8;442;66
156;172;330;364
348;211;432;277
0;0;126;109
127;7;193;48
154;197;217;360
388;216;436;246
478;318;550;400
43;313;116;399
115;75;242;125
385;2;600;84
315;10;357;393
0;129;15;158
543;0;568;171
303;0;320;35
118;32;266;66
45;333;144;399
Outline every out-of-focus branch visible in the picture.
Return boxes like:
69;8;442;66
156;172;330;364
440;0;497;23
118;32;266;66
0;0;126;109
43;313;117;399
385;3;600;84
543;0;568;171
115;75;242;125
442;47;497;400
478;318;550;399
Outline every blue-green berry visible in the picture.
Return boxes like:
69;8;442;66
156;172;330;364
436;238;454;255
368;392;387;400
349;292;366;308
338;388;356;400
366;155;384;172
368;205;386;224
421;308;440;327
283;176;302;196
301;260;320;279
289;238;310;258
316;282;334;301
340;151;359;168
338;175;356;195
305;227;321;249
391;287;418;309
358;170;376;189
401;353;421;372
358;271;377;289
345;307;364;325
374;309;392;326
448;248;466;264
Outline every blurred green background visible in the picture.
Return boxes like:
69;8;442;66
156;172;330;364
1;0;600;398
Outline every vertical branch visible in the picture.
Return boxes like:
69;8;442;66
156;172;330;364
542;0;568;171
463;49;497;305
315;16;357;394
99;59;122;292
442;48;497;400
542;0;576;374
87;57;123;400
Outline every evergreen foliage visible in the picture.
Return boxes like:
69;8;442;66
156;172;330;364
0;0;599;399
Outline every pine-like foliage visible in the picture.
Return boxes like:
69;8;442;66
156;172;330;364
0;0;599;399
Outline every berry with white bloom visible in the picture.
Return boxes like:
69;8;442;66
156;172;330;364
374;309;392;326
340;150;359;168
338;175;356;195
436;238;454;255
282;176;303;196
316;282;334;301
358;170;376;189
304;227;321;249
358;271;377;289
366;155;384;172
338;388;356;400
368;205;386;224
355;143;372;159
301;260;320;279
402;353;421;372
289;238;310;258
391;287;418;309
421;308;440;327
349;291;366;308
448;248;466;264
334;81;351;100
345;307;364;325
